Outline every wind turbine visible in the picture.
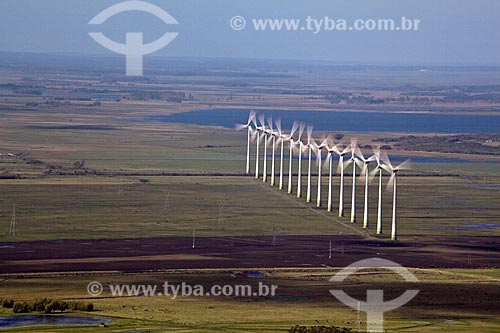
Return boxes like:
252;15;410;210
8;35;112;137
287;121;300;194
346;139;359;223
381;153;411;241
313;138;328;208
369;147;384;234
306;125;314;203
333;144;351;217
267;116;277;186
261;115;269;183
357;148;377;229
325;144;337;213
254;114;265;179
277;120;298;191
235;111;256;174
296;122;306;198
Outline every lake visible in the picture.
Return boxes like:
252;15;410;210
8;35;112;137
149;109;500;134
0;315;111;328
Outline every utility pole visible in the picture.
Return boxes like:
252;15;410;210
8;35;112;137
9;204;17;236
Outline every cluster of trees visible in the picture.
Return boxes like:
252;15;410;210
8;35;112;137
73;160;86;169
325;92;385;105
289;325;357;333
130;90;187;102
1;298;94;314
325;85;500;105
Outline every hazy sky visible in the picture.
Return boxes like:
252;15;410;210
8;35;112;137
0;0;499;64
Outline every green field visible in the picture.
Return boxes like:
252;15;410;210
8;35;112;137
0;268;499;332
0;64;499;333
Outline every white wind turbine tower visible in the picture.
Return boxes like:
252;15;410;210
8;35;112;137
287;121;300;194
260;114;269;183
333;144;351;217
254;114;267;180
380;153;411;241
325;143;337;213
356;148;377;229
267;116;278;186
277;119;298;191
369;147;384;235
346;139;359;223
235;111;256;174
305;125;314;203
313;138;328;208
296;122;306;198
253;115;263;179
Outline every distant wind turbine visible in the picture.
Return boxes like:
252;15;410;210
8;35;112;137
287;122;300;193
306;125;314;203
326;144;337;213
346;139;359;223
333;144;351;217
380;153;411;241
267;116;277;186
313;138;328;208
356;148;377;229
261;114;269;183
296;122;306;198
277;120;298;191
255;114;267;179
369;147;384;234
235;111;256;174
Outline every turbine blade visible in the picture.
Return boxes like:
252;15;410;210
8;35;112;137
250;128;258;141
307;124;314;143
315;149;321;167
355;145;365;161
386;173;396;191
341;145;351;155
258;114;266;129
336;158;344;174
343;159;353;171
310;137;318;149
298;122;305;140
358;166;369;184
235;123;246;131
247;111;256;125
368;167;379;182
290;121;299;138
324;152;332;171
359;163;368;177
332;145;341;155
324;135;332;146
351;137;358;150
355;158;364;168
250;117;257;128
275;118;282;135
396;159;411;171
380;151;393;170
267;116;274;132
373;145;381;160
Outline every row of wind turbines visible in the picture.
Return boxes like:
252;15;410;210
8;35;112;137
237;112;410;241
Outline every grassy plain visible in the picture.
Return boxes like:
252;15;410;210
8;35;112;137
0;59;499;332
0;268;499;332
